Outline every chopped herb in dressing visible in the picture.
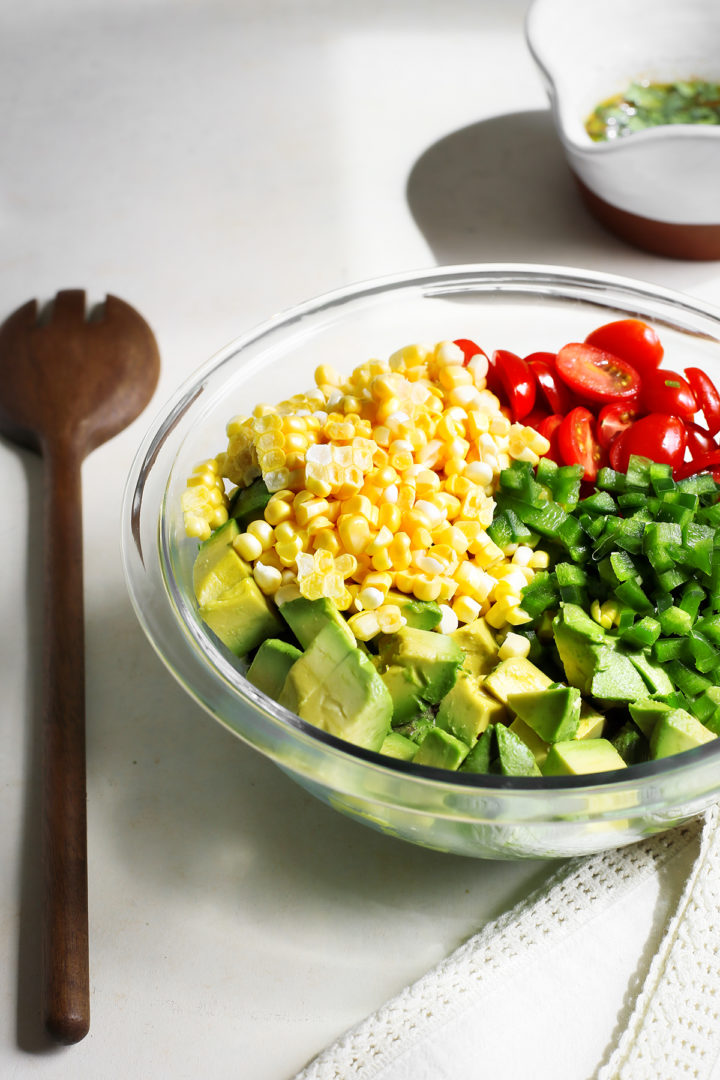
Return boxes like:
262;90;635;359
586;79;720;142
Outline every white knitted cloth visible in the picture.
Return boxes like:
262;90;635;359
295;807;720;1080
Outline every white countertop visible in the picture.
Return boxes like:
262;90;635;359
2;2;720;1077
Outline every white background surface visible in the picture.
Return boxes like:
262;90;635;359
2;2;720;1078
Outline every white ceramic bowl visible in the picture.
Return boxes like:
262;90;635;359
526;0;720;258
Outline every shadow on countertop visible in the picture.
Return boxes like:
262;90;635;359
405;108;715;289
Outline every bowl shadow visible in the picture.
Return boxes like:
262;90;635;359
406;109;716;284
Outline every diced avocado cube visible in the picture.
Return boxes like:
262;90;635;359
436;671;507;745
506;684;581;743
192;519;251;606
378;626;464;705
229;477;272;529
413;727;469;771
577;702;606;740
246;638;302;700
381;664;428;725
627;651;675;696
612;722;649;766
628;699;672;738
589;649;650;703
384;590;442;631
279;623;392;751
451;617;499;678
483;656;553;705
495;724;542;777
199;576;281;656
541;739;627;776
558;603;607;642
650;708;717;760
280;595;355;650
380;731;418;762
509;717;549;766
460;726;495;774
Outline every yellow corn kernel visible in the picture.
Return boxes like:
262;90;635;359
264;497;293;526
273;520;299;544
529;549;550;570
396;483;415;511
376;605;406;634
412;574;442;602
314;364;341;387
255;548;283;571
357;586;385;610
452;595;481;624
338;514;373;557
498;632;531;661
246;518;275;550
394;569;415;594
341;494;374;519
454;561;493;601
438;364;473;390
377;503;402;533
276;537;303;566
506;605;532;626
370;548;393;572
233;532;263;562
312;528;341;556
334;553;358;578
485;598;514;629
348;611;381;641
387;533;412;571
436;576;459;602
253;562;283;595
294;496;330;528
366;525;393;554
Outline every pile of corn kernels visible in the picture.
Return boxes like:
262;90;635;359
182;340;551;644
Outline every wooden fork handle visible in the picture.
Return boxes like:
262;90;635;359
42;441;90;1043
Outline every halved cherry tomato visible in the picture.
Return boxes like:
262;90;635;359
555;343;641;404
525;352;572;415
685;422;717;458
596;402;639;450
492;349;536;421
685;367;720;435
537;414;563;462
640;369;697;422
609;413;687;474
557;407;604;481
585;319;663;377
453;338;488;367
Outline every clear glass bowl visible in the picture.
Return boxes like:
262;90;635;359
122;264;720;860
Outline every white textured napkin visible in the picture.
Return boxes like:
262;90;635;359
295;806;720;1080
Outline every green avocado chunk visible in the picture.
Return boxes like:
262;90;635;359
378;626;464;716
199;576;282;656
451;617;499;678
229;477;272;529
483;656;553;704
384;590;442;631
413;727;469;770
192;519;251;606
650;708;716;760
506;684;582;743
553;606;649;702
380;731;418;761
246;638;302;700
460;726;495;773
509;717;549;766
542;738;627;776
436;671;507;745
628;651;675;696
279;623;392;751
495;723;542;777
280;595;355;650
628;699;672;738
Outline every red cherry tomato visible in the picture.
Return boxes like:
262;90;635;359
585;319;664;377
609;413;687;473
675;449;720;480
640;369;697;421
453;338;488;367
524;408;551;431
492;349;536;421
555;343;641;404
597;402;640;450
685;367;720;435
537;414;563;462
685;422;717;458
557;407;604;482
525;352;572;415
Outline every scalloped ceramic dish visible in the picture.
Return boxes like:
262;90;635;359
526;0;720;259
122;265;720;860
